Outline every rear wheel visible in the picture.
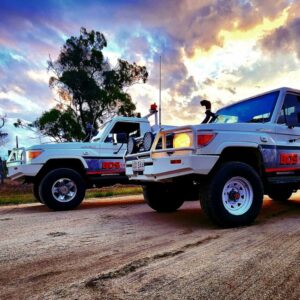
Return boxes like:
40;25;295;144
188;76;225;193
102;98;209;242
143;184;184;212
268;185;294;202
39;168;86;211
33;181;43;203
200;162;263;227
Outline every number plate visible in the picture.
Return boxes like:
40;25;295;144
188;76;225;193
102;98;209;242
132;160;145;172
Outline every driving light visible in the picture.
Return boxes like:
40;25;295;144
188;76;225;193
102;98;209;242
197;133;216;147
143;132;154;151
26;150;43;162
127;137;137;154
173;133;192;148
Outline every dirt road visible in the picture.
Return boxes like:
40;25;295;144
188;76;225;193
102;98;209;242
0;193;299;300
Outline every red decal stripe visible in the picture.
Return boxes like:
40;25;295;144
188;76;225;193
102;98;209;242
87;170;122;175
265;167;300;173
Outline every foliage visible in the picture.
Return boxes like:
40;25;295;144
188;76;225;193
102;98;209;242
33;108;84;142
36;27;148;141
14;118;46;143
0;115;8;146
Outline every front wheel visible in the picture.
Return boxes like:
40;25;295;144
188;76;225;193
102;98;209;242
33;181;44;204
143;184;184;212
39;168;86;211
200;162;263;227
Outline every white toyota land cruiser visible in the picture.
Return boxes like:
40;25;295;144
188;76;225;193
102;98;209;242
126;87;300;227
6;106;164;211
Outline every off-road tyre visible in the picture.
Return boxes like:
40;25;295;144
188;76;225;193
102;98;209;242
268;185;294;202
39;168;86;211
142;184;184;212
199;162;263;227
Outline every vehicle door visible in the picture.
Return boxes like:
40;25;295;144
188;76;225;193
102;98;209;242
272;93;300;174
98;121;141;174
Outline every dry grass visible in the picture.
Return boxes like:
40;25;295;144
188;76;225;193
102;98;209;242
0;180;142;205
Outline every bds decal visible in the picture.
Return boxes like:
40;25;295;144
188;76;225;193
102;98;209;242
280;153;298;165
102;161;121;169
85;158;125;174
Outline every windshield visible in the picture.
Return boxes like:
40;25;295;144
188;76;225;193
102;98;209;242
214;91;279;124
91;121;111;142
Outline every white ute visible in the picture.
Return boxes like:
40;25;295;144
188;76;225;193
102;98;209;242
7;105;164;210
126;87;300;227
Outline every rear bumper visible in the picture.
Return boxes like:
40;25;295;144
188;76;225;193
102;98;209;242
8;164;43;180
126;154;219;182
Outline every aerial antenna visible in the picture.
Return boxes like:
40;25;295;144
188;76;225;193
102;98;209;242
159;55;162;127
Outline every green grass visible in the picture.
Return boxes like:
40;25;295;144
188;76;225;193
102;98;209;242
0;194;37;205
86;186;142;198
0;184;142;206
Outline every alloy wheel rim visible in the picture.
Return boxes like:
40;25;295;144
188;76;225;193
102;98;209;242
51;178;77;202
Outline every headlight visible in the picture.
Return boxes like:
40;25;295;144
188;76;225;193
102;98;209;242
143;132;154;151
173;132;192;148
26;150;43;162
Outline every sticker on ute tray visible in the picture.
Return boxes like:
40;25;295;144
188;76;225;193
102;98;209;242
132;160;144;171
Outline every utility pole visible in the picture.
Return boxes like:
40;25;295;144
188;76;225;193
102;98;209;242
159;55;162;127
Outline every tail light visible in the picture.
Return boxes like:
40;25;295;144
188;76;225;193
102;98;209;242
197;133;216;147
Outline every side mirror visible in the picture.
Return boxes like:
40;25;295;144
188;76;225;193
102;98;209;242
287;121;296;129
116;133;128;144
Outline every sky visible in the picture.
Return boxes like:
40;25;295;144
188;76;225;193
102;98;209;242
1;0;300;154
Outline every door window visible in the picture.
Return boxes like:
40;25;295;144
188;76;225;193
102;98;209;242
105;122;140;143
278;94;300;127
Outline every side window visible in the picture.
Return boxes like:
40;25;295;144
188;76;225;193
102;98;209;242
105;122;141;143
278;94;300;126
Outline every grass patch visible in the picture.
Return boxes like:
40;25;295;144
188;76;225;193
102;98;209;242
0;194;37;205
0;180;35;205
86;186;142;199
0;180;142;205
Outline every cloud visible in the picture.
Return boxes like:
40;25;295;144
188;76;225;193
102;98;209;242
260;18;300;59
259;1;300;58
0;98;24;114
203;78;215;86
0;51;53;121
0;1;67;60
173;76;197;97
27;69;50;84
0;0;298;144
107;0;291;55
0;118;52;159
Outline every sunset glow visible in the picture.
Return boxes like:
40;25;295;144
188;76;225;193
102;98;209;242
1;0;300;150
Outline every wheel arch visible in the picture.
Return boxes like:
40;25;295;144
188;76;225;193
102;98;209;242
34;158;87;184
215;146;264;175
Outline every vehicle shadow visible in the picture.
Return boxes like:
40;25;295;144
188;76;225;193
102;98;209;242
258;197;300;222
0;196;145;214
136;198;300;230
137;206;217;230
2;196;299;229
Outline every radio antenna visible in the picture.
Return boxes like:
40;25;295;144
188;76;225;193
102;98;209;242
159;55;162;127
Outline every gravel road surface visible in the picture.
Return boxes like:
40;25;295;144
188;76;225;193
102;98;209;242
0;194;299;300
